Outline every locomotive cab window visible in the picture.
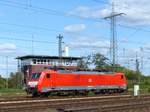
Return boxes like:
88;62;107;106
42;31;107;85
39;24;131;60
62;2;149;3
121;75;124;79
46;73;51;78
32;73;41;79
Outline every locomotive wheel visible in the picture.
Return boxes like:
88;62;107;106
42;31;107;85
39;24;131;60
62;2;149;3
32;88;39;97
40;93;49;97
32;91;39;97
88;91;95;96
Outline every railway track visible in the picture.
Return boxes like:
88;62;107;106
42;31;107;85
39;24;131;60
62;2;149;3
0;94;131;102
62;100;150;112
1;94;150;112
59;95;150;112
0;93;129;102
0;94;131;111
101;100;150;112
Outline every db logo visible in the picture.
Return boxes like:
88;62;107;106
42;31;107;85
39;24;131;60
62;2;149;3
88;78;92;82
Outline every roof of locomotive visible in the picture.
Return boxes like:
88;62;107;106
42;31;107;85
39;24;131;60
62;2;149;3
43;67;124;75
43;69;124;75
16;55;82;60
58;70;115;75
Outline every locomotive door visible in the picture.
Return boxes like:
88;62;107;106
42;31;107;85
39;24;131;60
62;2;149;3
44;73;51;88
44;73;56;90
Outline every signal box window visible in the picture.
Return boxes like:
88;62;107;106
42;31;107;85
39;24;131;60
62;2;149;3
32;59;36;64
46;73;51;78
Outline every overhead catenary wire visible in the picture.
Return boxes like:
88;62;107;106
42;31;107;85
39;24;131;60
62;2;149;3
0;1;150;77
1;0;150;35
92;0;150;34
0;0;103;22
0;0;150;46
0;22;148;46
0;0;148;42
92;0;110;5
0;21;111;40
92;0;129;9
0;2;148;53
0;36;57;44
0;22;148;47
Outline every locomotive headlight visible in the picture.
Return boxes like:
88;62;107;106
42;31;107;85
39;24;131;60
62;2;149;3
28;81;38;87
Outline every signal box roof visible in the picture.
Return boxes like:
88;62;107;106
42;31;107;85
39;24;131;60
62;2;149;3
16;55;82;60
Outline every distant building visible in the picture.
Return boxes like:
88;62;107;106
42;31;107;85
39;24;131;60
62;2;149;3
16;55;81;84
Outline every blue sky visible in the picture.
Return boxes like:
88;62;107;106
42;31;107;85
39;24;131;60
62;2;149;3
0;0;150;77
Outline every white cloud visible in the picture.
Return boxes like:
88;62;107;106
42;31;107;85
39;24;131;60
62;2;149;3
110;0;150;25
64;24;86;32
68;6;105;19
0;43;16;53
69;0;150;25
69;36;109;48
74;40;109;49
68;36;110;56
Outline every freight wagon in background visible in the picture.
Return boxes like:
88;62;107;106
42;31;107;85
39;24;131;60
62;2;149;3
16;55;127;97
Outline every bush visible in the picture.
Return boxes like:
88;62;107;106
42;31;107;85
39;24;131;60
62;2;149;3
144;80;150;85
0;76;6;89
148;88;150;93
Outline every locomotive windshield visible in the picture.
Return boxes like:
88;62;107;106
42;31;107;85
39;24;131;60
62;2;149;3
31;73;41;79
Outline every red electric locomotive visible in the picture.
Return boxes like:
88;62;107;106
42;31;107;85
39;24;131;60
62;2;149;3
27;69;127;97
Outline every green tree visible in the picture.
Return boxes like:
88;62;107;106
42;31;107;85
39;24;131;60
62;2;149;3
92;53;109;70
8;72;23;89
114;64;143;83
0;75;6;88
77;53;112;71
77;53;144;84
77;55;92;69
77;59;88;68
